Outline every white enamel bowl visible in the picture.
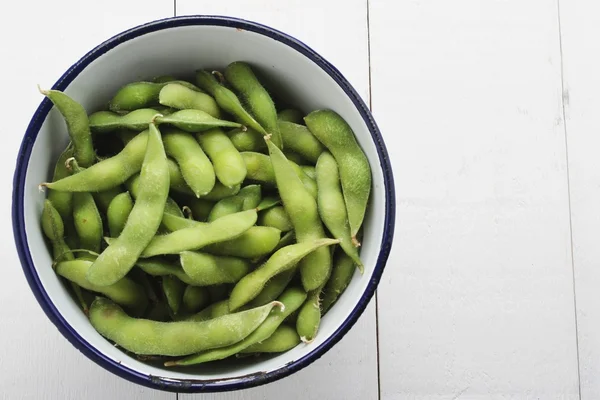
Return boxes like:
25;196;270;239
12;16;395;393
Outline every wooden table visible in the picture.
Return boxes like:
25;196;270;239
1;1;597;398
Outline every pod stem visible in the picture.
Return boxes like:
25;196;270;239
182;206;193;220
37;84;49;96
211;70;225;83
351;236;361;247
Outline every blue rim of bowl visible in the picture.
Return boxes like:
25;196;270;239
12;15;395;393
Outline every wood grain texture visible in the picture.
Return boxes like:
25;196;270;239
559;1;600;398
0;1;174;399
370;0;580;398
175;1;378;399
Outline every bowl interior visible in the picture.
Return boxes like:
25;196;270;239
22;22;387;384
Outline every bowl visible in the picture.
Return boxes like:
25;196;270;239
12;15;395;393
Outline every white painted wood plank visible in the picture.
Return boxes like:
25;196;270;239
175;1;378;399
0;2;174;399
370;0;579;399
558;1;600;398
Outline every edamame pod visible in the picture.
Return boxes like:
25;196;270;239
163;129;215;197
256;196;281;211
155;109;242;132
279;121;325;164
277;109;304;124
304;110;372;241
40;88;95;167
166;287;306;366
296;287;322;343
159;83;221;118
248;267;296;308
266;139;333;291
72;189;103;253
207;185;261;222
258;206;293;232
241;324;301;353
92;186;123;213
321;251;356;313
196;128;247;188
229;238;339;311
88;297;281;356
201;182;242;201
56;259;147;315
163;275;184;315
316;152;364;272
89;109;159;133
182;286;210;314
87;122;170;286
203;226;281;259
42;130;149;192
241;152;317;198
196;70;268;137
47;144;74;225
301;166;316;180
180;252;250;285
41;199;72;263
136;258;195;285
139;209;257;258
159;213;281;258
228;128;266;152
224;62;283;148
108;81;201;112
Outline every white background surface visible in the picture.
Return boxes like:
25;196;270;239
0;0;597;399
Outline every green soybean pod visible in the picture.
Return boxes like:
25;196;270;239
163;275;185;315
224;62;283;149
241;324;301;353
153;75;178;83
39;88;95;167
296;287;322;343
180;252;250;285
136;258;195;285
203;226;281;259
108;81;201;112
316;152;364;272
207;185;261;222
88;297;281;356
182;286;210;314
47;144;74;224
228;128;266;152
42;130;149;192
266;139;332;291
56;259;147;316
321;251;356;313
41;199;72;263
283;152;306;165
125;173;184;220
67;158;103;253
72;191;103;253
304;110;372;242
107;192;133;237
258;206;293;232
247;267;297;308
196;70;268;136
89;108;158;133
229;238;339;311
201;182;241;201
256;196;281;211
278;121;325;164
159;83;221;118
92;187;123;214
196;128;247;188
166;158;194;195
301;166;316;180
162;129;215;197
155;109;242;133
277;109;304;124
241;152;317;198
86;122;169;286
139;209;257;258
166;287;306;366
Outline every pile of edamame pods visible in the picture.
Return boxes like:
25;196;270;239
39;61;372;367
